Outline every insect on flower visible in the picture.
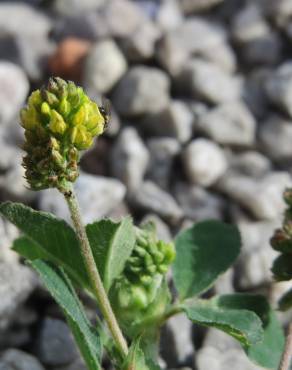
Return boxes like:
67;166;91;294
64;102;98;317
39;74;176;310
98;97;111;131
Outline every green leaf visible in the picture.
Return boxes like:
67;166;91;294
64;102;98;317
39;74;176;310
246;310;284;369
13;236;49;260
0;202;89;290
86;218;136;291
31;260;102;370
279;288;292;311
146;361;161;370
173;220;241;299
121;337;162;370
272;254;292;281
122;338;148;370
204;294;284;369
182;295;264;346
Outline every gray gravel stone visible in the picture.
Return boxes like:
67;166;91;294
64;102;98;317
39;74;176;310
217;171;291;220
39;173;126;224
146;137;180;189
36;318;78;366
180;0;223;14
243;68;271;119
183;138;227;186
0;3;51;38
198;102;256;146
0;362;13;370
52;12;103;40
99;0;148;38
0;349;44;370
0;157;36;203
113;66;170;117
169;17;226;55
231;3;269;43
199;42;237;73
0;4;52;80
178;59;241;104
203;328;239;351
241;32;282;66
0;327;31;350
237;220;279;289
53;0;105;16
0;34;54;81
57;358;87;370
156;0;183;32
0;62;29;126
84;40;127;94
157;18;226;76
267;0;292;27
229;151;271;178
141;100;194;143
286;21;292;41
120;20;161;62
110;127;150;192
0;218;19;264
196;346;263;370
160;313;193;367
131;181;183;224
265;62;292;117
214;269;235;294
0;263;37;329
259;115;292;161
174;183;224;221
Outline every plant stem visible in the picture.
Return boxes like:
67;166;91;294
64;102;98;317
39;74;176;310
160;303;182;324
63;185;128;357
279;322;292;370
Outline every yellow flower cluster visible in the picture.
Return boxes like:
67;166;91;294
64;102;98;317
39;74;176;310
21;77;106;191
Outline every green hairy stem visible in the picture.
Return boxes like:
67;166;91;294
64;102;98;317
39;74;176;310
64;185;129;357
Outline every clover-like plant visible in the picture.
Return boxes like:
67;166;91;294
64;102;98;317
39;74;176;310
270;189;292;370
0;78;285;369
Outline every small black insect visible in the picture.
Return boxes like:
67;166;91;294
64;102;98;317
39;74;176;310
99;97;111;130
64;190;73;198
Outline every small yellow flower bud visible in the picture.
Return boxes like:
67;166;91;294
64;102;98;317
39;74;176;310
41;102;51;116
59;98;70;117
72;105;86;127
49;110;67;135
20;77;107;192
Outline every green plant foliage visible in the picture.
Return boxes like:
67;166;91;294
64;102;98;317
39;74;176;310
13;236;49;260
173;220;241;300
182;293;285;369
279;288;292;311
146;361;161;370
272;254;292;281
270;188;292;310
86;218;136;292
31;260;102;370
182;296;263;347
108;224;174;339
0;202;90;289
246;310;284;369
122;338;148;370
212;294;284;369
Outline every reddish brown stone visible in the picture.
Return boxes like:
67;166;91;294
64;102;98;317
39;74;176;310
48;37;91;81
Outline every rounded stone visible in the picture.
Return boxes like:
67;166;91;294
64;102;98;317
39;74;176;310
183;139;227;186
36;318;78;366
0;62;29;125
112;66;170;116
84;39;127;94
